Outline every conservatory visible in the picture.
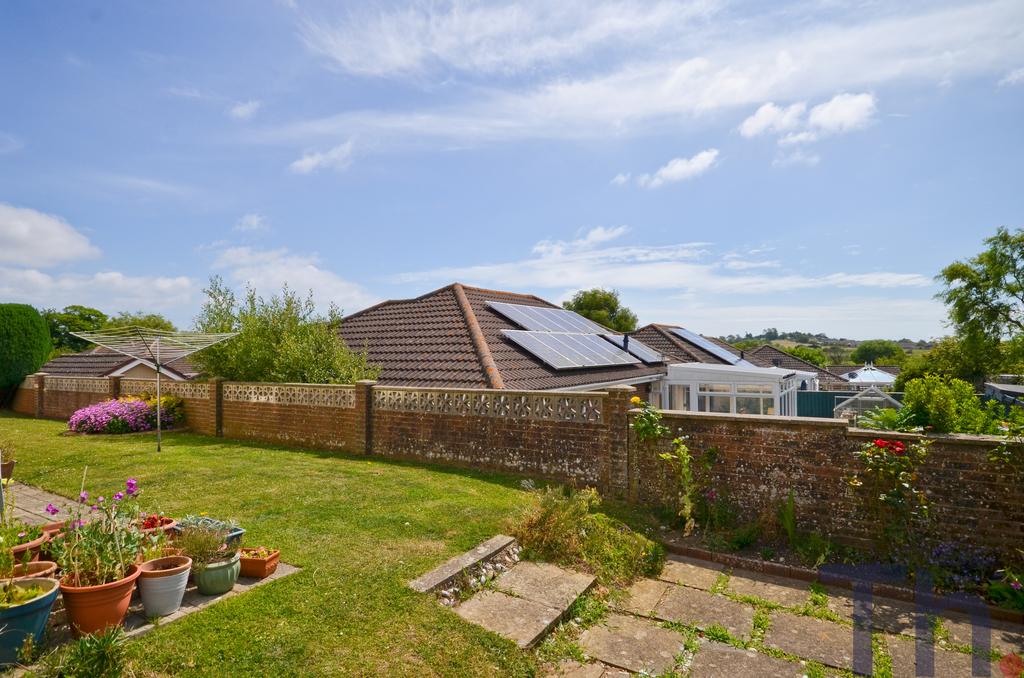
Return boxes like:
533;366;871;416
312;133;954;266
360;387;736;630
652;362;818;417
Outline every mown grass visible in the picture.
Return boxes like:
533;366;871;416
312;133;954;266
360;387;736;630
0;412;538;677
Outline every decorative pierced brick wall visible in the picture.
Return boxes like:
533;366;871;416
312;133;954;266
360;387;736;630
370;386;628;484
219;382;363;451
121;378;218;436
41;376;110;420
629;411;1024;558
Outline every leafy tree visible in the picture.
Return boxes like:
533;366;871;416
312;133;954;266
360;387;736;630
562;288;638;332
103;311;177;332
893;335;1006;390
824;345;851;364
901;374;1018;434
784;345;828;367
731;338;761;351
850;339;905;365
761;327;780;341
191;276;380;384
940;227;1024;357
42;305;107;353
0;304;51;390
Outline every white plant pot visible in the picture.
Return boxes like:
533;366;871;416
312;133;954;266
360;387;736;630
137;556;191;617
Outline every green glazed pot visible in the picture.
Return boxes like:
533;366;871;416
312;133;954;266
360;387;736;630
193;552;240;595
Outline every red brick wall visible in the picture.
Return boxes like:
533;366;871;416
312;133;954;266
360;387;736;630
630;411;1024;558
42;389;108;420
11;387;35;416
220;400;362;451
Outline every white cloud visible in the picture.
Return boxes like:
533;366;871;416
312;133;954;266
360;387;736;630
738;102;805;138
299;1;716;78
234;213;269;232
808;92;877;134
265;0;1024;147
999;67;1024;86
166;86;204;99
213;246;378;314
610;173;631;186
92;172;195;198
636;149;719;189
533;225;630;257
395;232;930;295
0;203;100;267
288;139;355;174
0;266;196;313
773;149;820;167
776;130;818;146
0;132;23;154
229;100;262;120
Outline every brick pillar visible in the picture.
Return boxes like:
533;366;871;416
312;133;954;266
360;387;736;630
603;385;636;500
108;376;121;400
210;378;224;437
34;373;46;419
355;380;377;454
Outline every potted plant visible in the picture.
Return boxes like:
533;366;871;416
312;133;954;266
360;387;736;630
0;436;15;480
240;546;280;578
0;578;60;666
1;519;47;564
175;515;245;546
49;479;144;636
139;513;176;536
177;527;240;595
137;554;191;617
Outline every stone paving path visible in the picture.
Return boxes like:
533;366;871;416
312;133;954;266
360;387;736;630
546;554;1024;677
4;481;74;524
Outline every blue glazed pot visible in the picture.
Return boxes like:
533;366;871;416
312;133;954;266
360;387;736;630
0;578;59;666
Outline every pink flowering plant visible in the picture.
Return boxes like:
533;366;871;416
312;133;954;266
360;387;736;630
848;437;931;556
67;397;178;434
48;478;145;587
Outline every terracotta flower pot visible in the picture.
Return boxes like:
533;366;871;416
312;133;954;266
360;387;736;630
11;533;48;564
59;564;141;637
12;560;57;581
239;548;280;579
139;517;177;536
0;459;14;480
41;521;65;539
138;556;191;617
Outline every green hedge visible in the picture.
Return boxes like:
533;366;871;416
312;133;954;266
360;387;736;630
0;304;51;389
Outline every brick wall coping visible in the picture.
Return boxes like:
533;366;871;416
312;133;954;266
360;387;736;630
649;409;848;428
212;380;355;388
374;385;609;398
845;427;1008;446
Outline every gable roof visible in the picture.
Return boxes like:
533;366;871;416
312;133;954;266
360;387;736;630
628;324;733;365
39;347;196;380
339;283;666;390
744;345;849;389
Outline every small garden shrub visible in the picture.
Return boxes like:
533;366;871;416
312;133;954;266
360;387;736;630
508;486;664;585
67;395;183;434
37;626;127;678
926;541;999;593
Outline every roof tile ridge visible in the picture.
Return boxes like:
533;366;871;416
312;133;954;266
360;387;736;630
452;283;505;389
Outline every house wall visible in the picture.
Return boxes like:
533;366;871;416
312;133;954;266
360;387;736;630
9;376;1020;558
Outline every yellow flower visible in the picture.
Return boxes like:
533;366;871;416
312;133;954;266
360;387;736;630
630;396;642;406
199;511;208;517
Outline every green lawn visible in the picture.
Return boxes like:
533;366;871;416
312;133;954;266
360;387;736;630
0;412;537;677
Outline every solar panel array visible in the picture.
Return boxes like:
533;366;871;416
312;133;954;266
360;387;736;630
487;301;606;334
670;327;752;366
502;330;641;370
600;334;663;365
489;301;664;370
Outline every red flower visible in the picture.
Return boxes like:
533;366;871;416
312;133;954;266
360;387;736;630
999;653;1024;678
890;441;906;456
873;439;890;449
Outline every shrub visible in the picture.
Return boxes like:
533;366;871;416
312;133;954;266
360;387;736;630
176;526;236;572
0;303;51;390
900;374;1023;434
508;487;664;585
37;627;128;678
68;400;156;434
927;542;999;593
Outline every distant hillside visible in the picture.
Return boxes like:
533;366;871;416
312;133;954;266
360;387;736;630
721;329;934;350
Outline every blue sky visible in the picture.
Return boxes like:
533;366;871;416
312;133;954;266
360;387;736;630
1;1;1022;339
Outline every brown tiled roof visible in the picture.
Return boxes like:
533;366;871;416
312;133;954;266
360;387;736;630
338;283;666;390
39;347;196;380
745;345;849;389
827;364;902;379
628;325;732;365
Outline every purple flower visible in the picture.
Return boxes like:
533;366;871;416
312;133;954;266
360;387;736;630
97;496;105;503
71;519;85;529
90;505;98;512
113;491;124;501
1012;581;1022;591
78;491;89;504
126;478;138;496
45;503;59;516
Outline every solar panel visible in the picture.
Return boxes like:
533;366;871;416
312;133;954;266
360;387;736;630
488;301;607;334
502;330;641;370
602;334;664;364
670;327;753;366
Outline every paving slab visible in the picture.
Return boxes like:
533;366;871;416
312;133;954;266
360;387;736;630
542;661;628;677
886;634;997;677
727;570;811;607
616;578;670;616
495;561;595;609
455;590;562;649
689;640;806;678
653;584;755;639
826;588;926;638
764;612;855;670
942;612;1024;657
408;534;515;593
578;613;686;675
658;555;724;591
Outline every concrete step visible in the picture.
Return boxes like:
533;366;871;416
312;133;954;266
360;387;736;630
455;561;596;648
